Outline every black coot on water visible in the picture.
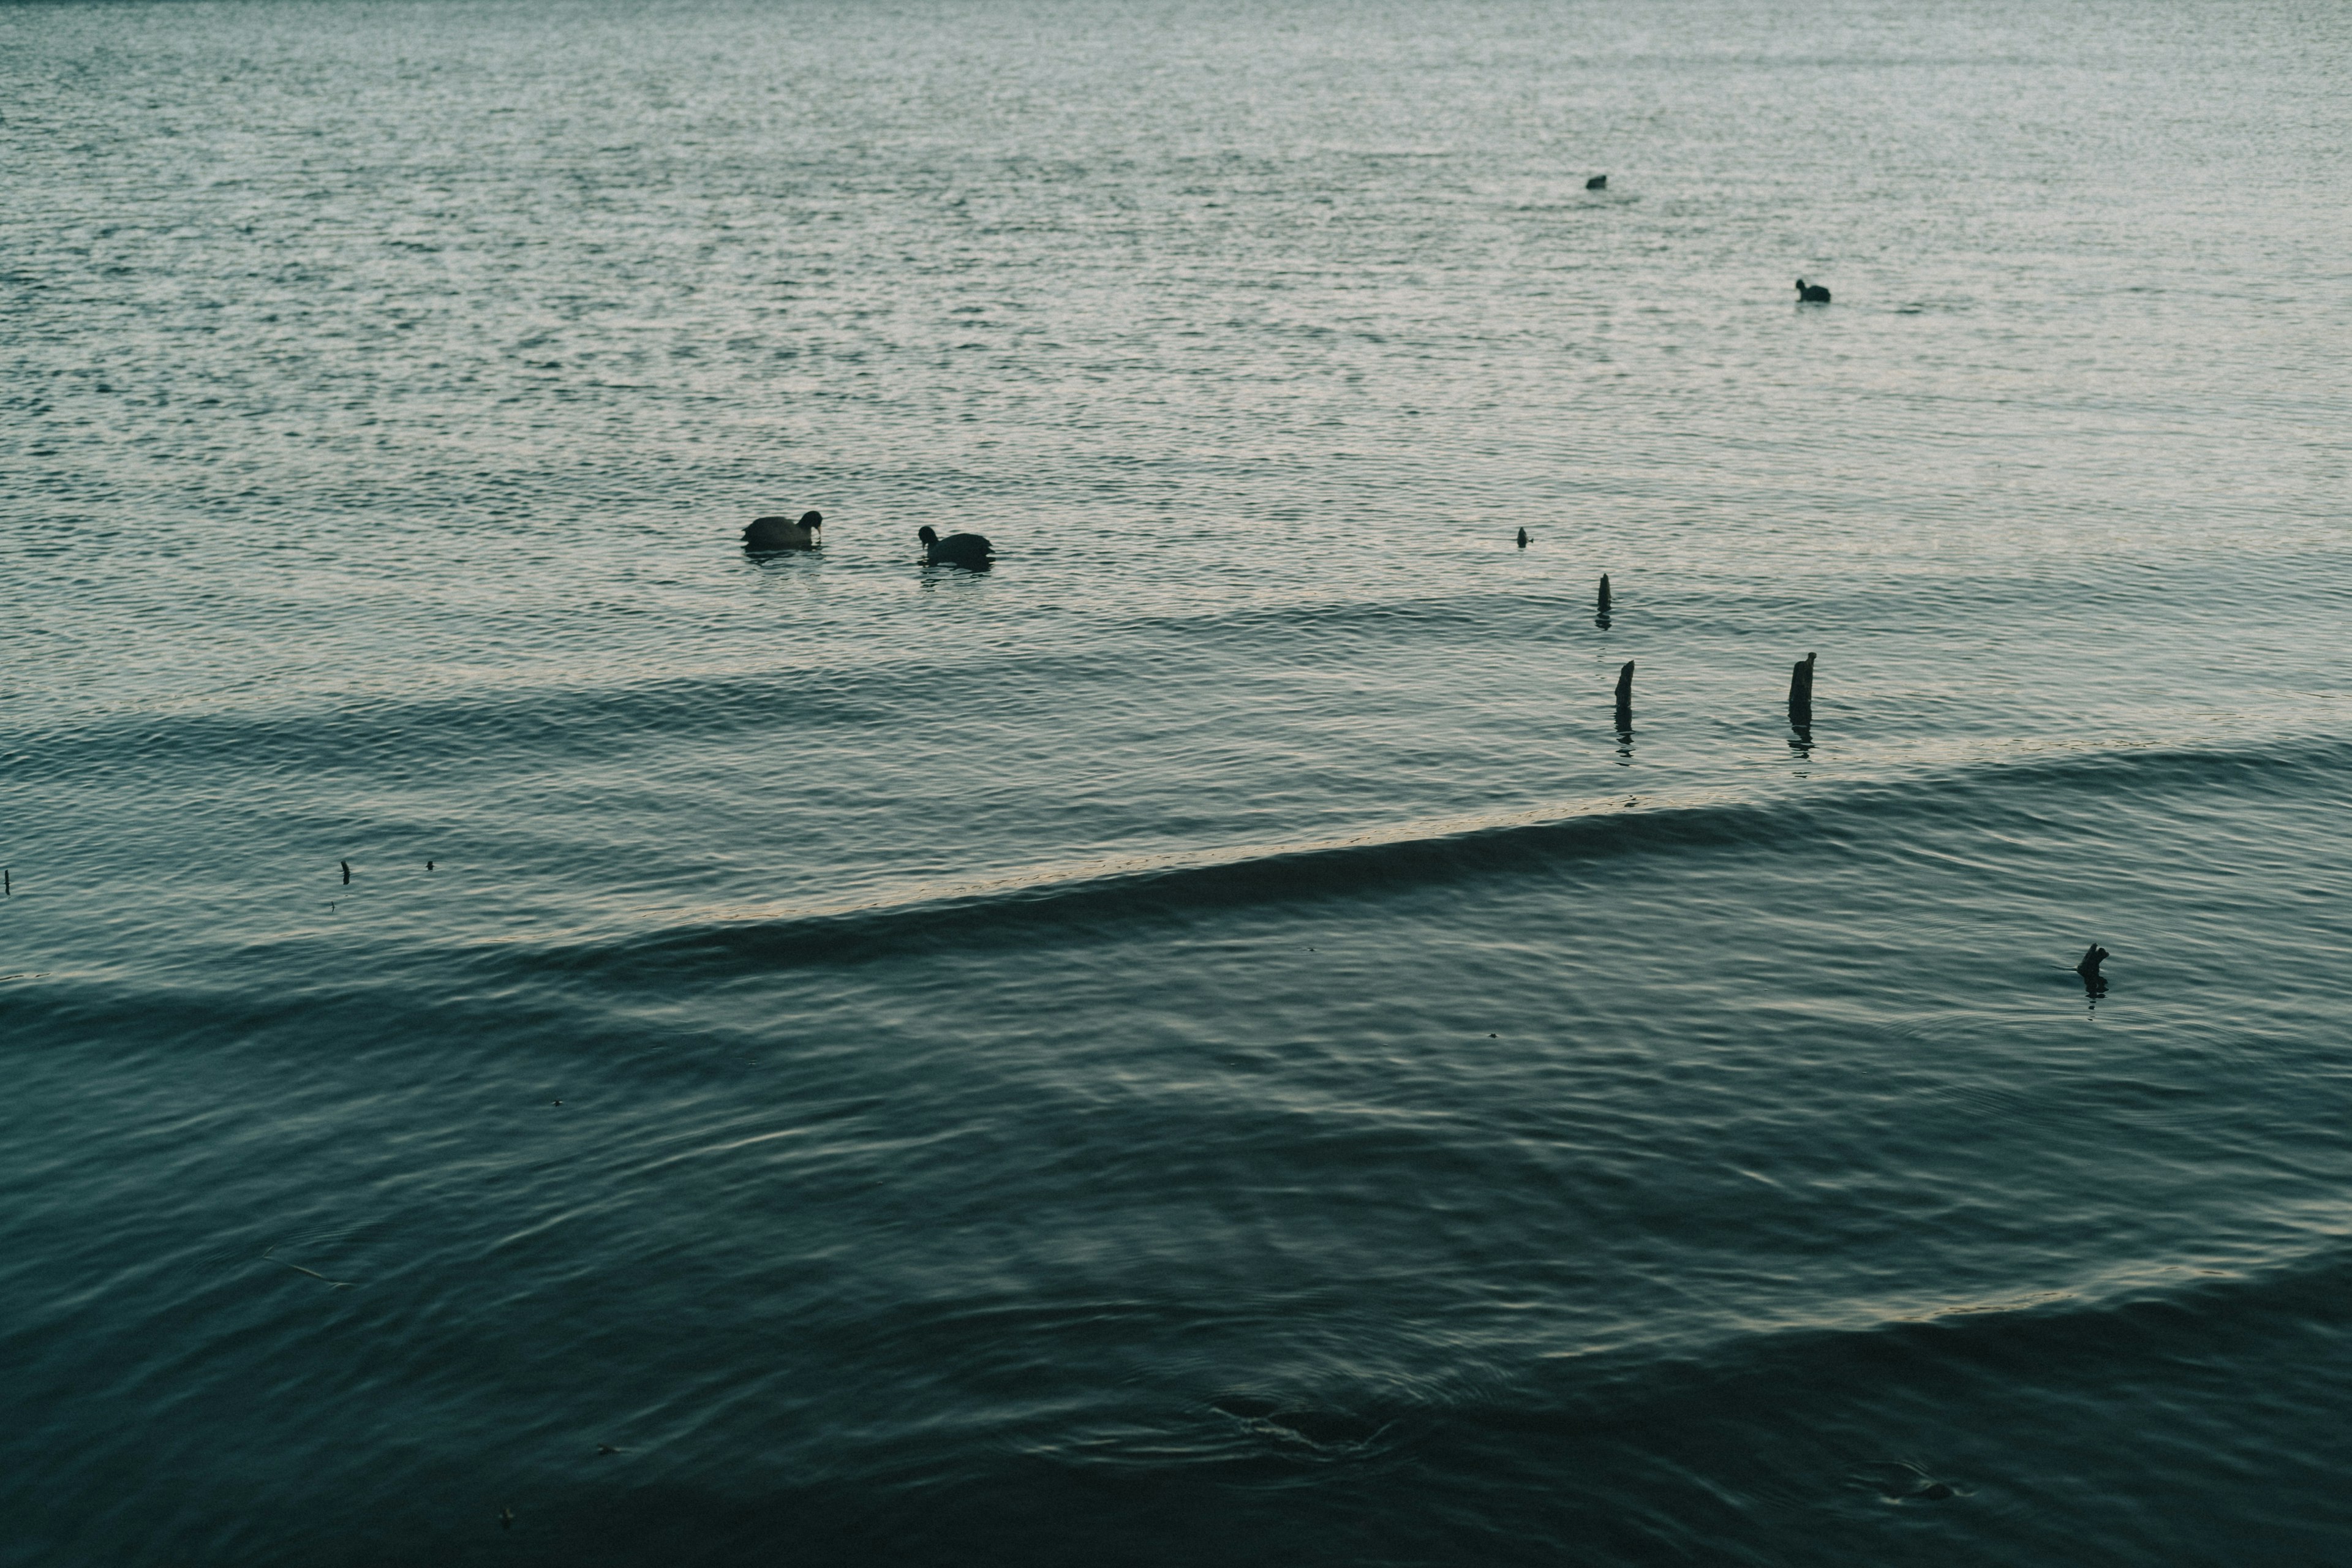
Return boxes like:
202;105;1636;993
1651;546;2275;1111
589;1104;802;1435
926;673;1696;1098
919;525;995;567
744;510;823;549
1796;278;1832;303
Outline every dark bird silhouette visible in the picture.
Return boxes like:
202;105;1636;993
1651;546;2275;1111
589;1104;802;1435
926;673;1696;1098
1586;175;1607;190
1796;278;1832;303
919;525;994;567
744;510;823;549
1516;528;1529;548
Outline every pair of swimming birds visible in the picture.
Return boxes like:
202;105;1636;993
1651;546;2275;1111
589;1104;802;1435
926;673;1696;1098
742;510;993;566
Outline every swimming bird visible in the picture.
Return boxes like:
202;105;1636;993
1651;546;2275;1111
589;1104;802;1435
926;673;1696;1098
744;510;823;549
918;524;994;567
1796;278;1832;303
1517;527;1529;548
1586;175;1607;190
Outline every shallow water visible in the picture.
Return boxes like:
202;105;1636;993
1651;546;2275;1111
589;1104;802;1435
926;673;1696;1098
5;0;2350;1562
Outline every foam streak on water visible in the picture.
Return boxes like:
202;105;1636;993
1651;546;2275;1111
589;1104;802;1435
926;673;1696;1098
4;1;2350;1562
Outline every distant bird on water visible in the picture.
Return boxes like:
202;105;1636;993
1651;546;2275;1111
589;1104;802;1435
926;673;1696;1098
1517;528;1529;548
1796;278;1832;303
744;510;823;549
1586;175;1607;190
918;524;994;568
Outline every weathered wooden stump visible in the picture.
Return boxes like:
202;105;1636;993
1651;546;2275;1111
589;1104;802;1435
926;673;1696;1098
2076;943;2111;995
1788;651;1817;727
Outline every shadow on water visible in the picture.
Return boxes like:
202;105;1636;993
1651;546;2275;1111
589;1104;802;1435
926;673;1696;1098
742;548;824;570
916;560;994;593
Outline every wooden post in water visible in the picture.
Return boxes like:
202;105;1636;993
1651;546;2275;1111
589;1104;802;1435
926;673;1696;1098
1615;660;1635;728
1787;652;1817;728
1597;575;1611;614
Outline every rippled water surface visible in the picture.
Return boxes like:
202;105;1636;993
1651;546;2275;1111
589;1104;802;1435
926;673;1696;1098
5;0;2350;1562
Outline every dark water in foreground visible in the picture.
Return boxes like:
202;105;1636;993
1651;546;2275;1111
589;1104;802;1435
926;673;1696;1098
5;1;2350;1562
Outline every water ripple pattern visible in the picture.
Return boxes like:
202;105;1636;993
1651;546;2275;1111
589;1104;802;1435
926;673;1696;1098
3;0;2349;1563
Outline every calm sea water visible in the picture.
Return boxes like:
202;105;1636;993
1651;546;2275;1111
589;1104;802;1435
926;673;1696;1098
6;0;2350;1561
